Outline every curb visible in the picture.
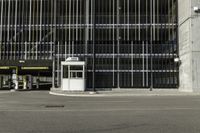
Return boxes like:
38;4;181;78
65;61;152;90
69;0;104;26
49;91;107;97
49;91;200;97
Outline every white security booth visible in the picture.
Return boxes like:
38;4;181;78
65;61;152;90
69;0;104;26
61;57;85;91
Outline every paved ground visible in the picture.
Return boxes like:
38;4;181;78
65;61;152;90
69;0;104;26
0;91;200;133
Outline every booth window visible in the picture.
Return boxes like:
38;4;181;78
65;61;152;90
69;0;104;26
63;66;68;78
63;65;83;79
70;66;83;70
70;71;83;79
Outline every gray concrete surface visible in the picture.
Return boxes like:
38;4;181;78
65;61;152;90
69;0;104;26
50;89;200;97
179;0;200;92
1;91;200;133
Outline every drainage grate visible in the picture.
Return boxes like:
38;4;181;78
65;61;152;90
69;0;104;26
45;105;65;108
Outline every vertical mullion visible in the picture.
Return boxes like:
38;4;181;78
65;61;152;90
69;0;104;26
153;0;156;87
46;0;48;59
60;0;63;59
160;0;163;87
173;0;177;87
85;0;89;59
108;0;111;69
168;0;171;87
29;0;32;60
10;0;13;60
21;0;24;60
3;1;6;60
150;0;153;89
65;0;68;59
0;0;4;60
172;0;175;87
7;0;10;60
164;0;168;87
76;0;78;56
44;0;46;60
176;0;179;87
25;0;27;60
145;0;149;87
31;0;34;60
72;0;74;56
123;0;126;87
35;0;39;60
90;0;92;42
162;0;164;87
79;0;82;56
39;0;42;60
112;0;115;87
69;0;71;57
52;0;55;88
92;0;96;91
127;0;130;87
164;0;167;87
50;0;53;59
136;0;138;87
100;0;103;55
132;0;137;87
156;0;160;87
53;0;57;86
23;0;27;60
117;0;119;88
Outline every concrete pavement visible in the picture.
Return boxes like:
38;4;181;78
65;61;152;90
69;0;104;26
0;91;200;133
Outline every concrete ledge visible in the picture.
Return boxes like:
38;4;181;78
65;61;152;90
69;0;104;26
49;89;200;97
49;91;104;97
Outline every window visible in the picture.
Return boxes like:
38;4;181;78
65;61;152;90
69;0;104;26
70;72;83;79
63;66;68;78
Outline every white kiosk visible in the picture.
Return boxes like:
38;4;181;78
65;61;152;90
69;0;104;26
61;57;85;91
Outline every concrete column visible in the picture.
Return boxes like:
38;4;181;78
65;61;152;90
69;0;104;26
0;76;3;89
8;75;12;89
179;0;200;92
12;69;18;90
27;75;33;90
23;76;27;90
36;78;40;89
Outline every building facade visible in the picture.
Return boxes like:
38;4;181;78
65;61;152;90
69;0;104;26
178;0;200;92
0;0;178;90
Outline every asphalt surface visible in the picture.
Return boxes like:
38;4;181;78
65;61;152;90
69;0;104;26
0;91;200;133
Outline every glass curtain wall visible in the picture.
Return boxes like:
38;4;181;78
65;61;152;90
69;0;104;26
0;0;178;89
0;0;54;60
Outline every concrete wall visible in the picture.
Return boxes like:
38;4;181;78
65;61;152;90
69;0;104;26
179;0;200;92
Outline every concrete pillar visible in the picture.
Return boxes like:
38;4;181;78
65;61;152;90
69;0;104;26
179;0;200;92
36;78;40;89
23;76;27;90
12;69;18;90
8;75;12;89
0;76;3;89
27;75;33;90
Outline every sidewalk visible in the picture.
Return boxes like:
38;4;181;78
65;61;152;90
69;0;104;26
0;90;14;94
49;89;200;97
